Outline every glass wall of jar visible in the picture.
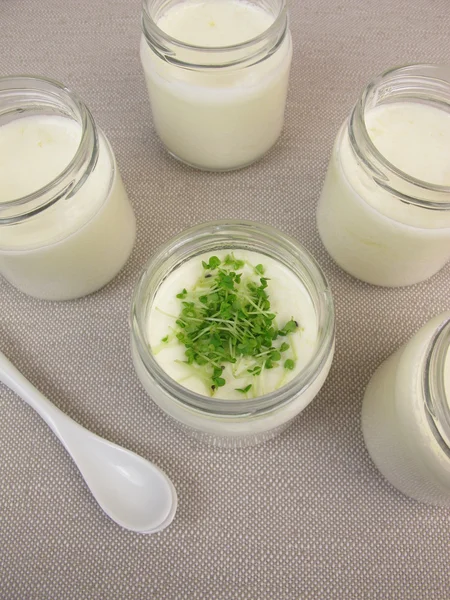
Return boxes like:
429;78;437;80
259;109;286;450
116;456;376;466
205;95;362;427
362;312;450;506
317;65;450;287
140;0;292;171
131;221;335;447
0;76;136;301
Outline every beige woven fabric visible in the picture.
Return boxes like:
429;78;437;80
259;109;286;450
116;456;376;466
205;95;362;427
1;0;450;598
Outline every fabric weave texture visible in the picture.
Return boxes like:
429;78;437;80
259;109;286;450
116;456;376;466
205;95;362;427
1;0;450;598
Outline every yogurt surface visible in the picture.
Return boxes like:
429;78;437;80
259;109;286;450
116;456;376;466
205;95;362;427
0;115;85;203
147;250;318;400
157;0;273;47
366;102;450;186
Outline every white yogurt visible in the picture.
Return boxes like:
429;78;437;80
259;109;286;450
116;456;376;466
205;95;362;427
147;250;318;399
140;0;292;170
362;312;450;505
0;115;136;300
317;102;450;287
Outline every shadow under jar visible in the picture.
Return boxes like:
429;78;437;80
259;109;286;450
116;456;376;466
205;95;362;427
362;312;450;506
140;0;292;171
0;76;136;301
317;64;450;287
131;221;335;447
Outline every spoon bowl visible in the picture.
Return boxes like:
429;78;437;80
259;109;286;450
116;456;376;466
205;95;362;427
0;351;177;533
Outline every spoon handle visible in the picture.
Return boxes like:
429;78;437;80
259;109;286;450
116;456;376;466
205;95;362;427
0;351;73;441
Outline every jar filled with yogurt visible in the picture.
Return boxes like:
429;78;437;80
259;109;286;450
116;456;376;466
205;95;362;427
317;65;450;287
0;76;136;301
362;312;450;506
131;221;335;447
140;0;292;171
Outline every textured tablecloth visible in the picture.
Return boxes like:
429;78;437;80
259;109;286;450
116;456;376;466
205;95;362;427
1;0;450;598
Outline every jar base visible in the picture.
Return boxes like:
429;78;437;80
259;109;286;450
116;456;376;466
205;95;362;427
162;411;293;448
318;232;442;288
1;216;136;301
165;145;276;173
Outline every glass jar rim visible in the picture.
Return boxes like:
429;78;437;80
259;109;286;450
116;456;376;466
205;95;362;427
349;63;450;209
131;220;335;417
0;75;98;224
141;0;288;69
424;316;450;453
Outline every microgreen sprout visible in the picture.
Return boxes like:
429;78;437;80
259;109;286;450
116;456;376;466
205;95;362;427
236;384;252;394
162;255;299;392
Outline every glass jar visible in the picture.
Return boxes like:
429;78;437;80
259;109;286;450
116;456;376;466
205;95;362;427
317;64;450;287
0;76;136;301
130;220;335;447
362;312;450;506
140;0;292;171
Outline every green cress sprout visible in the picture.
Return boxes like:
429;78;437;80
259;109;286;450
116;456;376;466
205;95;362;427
161;255;298;394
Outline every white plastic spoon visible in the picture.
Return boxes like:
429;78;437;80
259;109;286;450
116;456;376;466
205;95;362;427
0;351;177;533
